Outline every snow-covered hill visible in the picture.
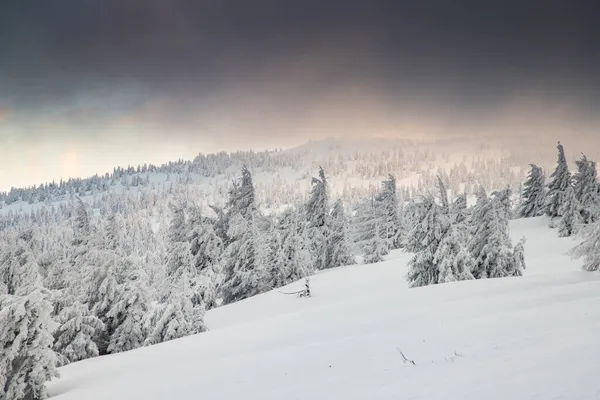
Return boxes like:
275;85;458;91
0;136;538;221
47;216;600;400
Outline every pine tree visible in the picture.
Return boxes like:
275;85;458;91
519;164;546;218
107;266;150;353
375;175;402;249
573;154;600;224
269;209;312;288
1;230;42;296
0;291;59;400
546;142;571;218
188;209;222;310
226;166;255;223
354;196;388;264
328;199;355;268
510;237;527;277
450;193;468;224
469;188;519;278
220;213;268;304
436;176;450;213
53;299;105;365
435;222;475;283
145;272;207;346
305;167;331;270
407;196;444;287
571;220;600;271
558;186;583;237
83;248;122;355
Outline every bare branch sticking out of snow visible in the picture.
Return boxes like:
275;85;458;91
396;347;416;366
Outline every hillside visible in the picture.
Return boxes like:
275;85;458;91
0;136;540;220
46;216;600;400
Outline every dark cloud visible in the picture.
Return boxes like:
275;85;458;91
1;0;599;133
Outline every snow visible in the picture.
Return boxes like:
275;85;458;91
48;216;600;399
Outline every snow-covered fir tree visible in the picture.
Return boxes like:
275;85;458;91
469;188;521;278
511;237;527;277
406;196;443;287
570;219;600;271
353;195;388;264
305;167;332;270
53;298;105;365
545;142;571;218
0;290;59;400
145;272;207;346
328;199;355;268
557;186;583;237
573;154;600;224
269;209;312;288
220;212;269;304
187;206;222;310
83;247;122;355
435;221;475;283
107;266;151;353
1;230;42;296
519;164;546;218
375;175;402;249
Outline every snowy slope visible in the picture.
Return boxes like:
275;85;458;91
48;217;600;400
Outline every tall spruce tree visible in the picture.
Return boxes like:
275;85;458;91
53;298;105;365
406;196;444;287
328;199;355;268
0;291;59;400
145;272;207;346
573;154;599;224
546;142;571;218
375;175;402;249
107;266;150;354
469;188;520;278
558;186;583;237
570;220;600;271
220;212;268;304
519;164;546;218
305;167;332;270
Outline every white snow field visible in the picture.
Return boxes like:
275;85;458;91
48;217;600;400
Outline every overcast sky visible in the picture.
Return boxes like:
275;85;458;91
1;0;599;190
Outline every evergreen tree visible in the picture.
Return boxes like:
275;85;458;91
305;167;331;270
519;164;546;218
53;299;105;365
546;142;571;218
354;196;388;264
436;176;450;213
558;186;583;237
510;237;527;277
107;266;150;353
269;209;312;288
225;166;255;222
188;208;222;310
83;248;121;355
407;196;443;287
450;193;468;224
1;230;42;296
469;188;520;278
573;154;600;224
145;273;207;346
0;291;59;400
220;213;268;304
328;199;355;268
375;175;402;249
435;222;475;283
571;220;600;271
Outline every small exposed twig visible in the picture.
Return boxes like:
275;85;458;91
396;347;416;366
278;290;304;295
